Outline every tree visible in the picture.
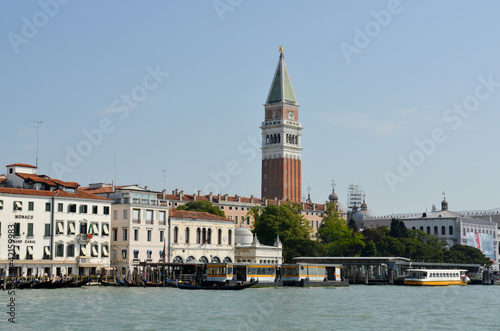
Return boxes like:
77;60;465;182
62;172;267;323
282;238;326;263
390;218;408;238
447;245;493;267
176;200;225;217
317;201;365;256
251;202;311;246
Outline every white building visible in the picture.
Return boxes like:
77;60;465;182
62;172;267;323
234;225;282;264
0;163;111;278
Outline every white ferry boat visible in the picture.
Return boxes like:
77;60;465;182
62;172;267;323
404;269;470;286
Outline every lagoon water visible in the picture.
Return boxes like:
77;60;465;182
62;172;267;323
2;285;499;330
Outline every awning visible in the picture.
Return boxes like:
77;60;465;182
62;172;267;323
92;224;99;235
69;222;76;233
81;246;87;256
44;247;51;257
15;201;22;210
57;222;64;233
14;246;20;255
92;246;98;256
102;246;109;257
102;224;109;235
27;246;34;255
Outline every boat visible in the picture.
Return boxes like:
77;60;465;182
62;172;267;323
404;269;470;286
67;278;91;287
31;280;53;289
177;280;258;290
15;281;33;289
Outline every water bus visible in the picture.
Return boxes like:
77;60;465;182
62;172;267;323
404;269;470;286
206;263;348;287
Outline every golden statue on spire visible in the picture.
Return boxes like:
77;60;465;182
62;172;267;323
279;45;284;54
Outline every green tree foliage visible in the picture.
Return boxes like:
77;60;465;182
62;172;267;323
176;200;225;217
282;238;326;263
250;202;311;246
390;218;408;238
444;245;493;267
317;201;365;256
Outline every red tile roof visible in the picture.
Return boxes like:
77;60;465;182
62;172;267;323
170;209;232;222
0;187;111;201
16;173;80;188
6;163;36;168
79;185;128;194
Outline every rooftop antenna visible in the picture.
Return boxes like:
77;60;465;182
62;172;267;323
30;120;43;168
113;154;117;184
161;170;167;190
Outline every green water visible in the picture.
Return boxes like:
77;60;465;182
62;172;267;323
1;285;498;330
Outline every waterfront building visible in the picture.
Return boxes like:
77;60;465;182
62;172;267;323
0;163;111;278
261;47;302;202
159;189;347;239
82;184;234;278
234;225;282;264
364;197;499;270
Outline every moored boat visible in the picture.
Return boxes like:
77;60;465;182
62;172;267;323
404;269;470;286
177;280;258;290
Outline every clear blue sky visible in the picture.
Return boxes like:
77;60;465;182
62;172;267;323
2;0;500;215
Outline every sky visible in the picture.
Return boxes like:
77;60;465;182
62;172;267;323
2;0;500;216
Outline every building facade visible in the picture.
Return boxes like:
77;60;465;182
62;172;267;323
0;163;111;278
83;184;234;278
261;48;302;202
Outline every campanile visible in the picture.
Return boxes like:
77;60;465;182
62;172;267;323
261;47;302;202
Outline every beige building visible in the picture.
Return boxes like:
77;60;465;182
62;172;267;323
82;184;235;278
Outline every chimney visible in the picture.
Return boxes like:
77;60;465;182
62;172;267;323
112;180;115;192
250;195;254;203
224;194;228;201
218;194;221;202
209;193;213;203
162;189;166;199
175;188;179;195
145;186;148;190
193;193;197;201
179;190;184;201
198;190;201;196
313;204;316;211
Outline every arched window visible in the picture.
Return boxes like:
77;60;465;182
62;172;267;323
202;228;207;244
420;226;424;231
211;256;220;263
449;226;454;235
434;226;438;235
228;229;232;245
199;256;208;264
427;226;431;234
441;226;446;235
266;135;269;144
173;226;178;244
223;257;232;263
207;229;212;244
173;256;183;263
277;134;280;143
185;227;190;243
218;229;222;245
186;256;195;262
412;226;416;230
196;228;201;244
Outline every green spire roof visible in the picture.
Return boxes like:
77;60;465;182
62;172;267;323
266;53;297;105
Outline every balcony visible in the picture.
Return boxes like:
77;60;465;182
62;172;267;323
77;234;92;242
158;220;166;226
145;219;154;225
76;256;91;263
132;218;141;224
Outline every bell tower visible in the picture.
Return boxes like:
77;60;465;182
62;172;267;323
261;47;302;202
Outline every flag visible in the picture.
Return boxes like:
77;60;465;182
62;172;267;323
88;224;93;240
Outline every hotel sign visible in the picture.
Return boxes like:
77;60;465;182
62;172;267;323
15;215;34;219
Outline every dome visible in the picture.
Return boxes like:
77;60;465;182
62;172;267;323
328;191;339;201
234;225;253;245
353;209;375;223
